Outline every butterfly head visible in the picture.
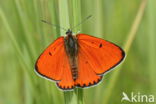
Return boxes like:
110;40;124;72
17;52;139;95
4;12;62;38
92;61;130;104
66;29;72;36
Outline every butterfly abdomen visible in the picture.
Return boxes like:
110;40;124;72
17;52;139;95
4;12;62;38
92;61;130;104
64;32;78;80
71;66;78;80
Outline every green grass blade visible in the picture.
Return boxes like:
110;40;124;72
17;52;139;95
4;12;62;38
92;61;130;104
147;0;156;94
13;0;38;59
58;0;75;104
102;0;148;104
70;0;84;104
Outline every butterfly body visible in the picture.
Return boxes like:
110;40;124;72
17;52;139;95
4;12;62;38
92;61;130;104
35;30;125;90
64;29;78;80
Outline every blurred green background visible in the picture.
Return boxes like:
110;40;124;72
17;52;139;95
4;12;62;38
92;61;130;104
0;0;156;104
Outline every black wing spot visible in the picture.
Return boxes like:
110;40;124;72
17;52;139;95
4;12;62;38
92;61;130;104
54;47;56;51
49;52;52;56
85;61;88;64
99;43;103;48
83;83;86;87
88;82;92;86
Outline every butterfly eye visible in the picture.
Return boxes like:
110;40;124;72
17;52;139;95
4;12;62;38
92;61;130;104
99;43;103;48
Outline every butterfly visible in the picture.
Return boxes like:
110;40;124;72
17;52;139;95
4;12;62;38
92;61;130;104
35;29;125;90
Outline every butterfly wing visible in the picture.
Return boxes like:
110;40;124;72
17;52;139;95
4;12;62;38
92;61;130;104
75;34;125;87
35;37;74;90
75;49;103;87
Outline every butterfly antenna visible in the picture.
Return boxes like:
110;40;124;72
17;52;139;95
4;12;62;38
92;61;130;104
41;20;67;31
71;15;92;30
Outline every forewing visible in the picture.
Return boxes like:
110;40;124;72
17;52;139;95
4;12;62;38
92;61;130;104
35;37;65;81
35;37;75;90
76;34;125;75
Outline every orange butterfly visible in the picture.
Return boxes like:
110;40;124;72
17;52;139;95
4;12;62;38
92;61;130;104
35;29;125;90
